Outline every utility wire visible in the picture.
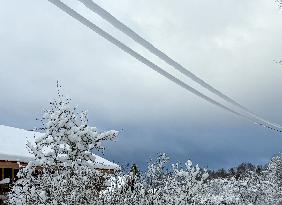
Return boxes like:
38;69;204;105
77;0;282;130
48;0;282;132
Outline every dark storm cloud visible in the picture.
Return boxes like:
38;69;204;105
0;0;282;169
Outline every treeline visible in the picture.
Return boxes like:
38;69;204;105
208;163;265;180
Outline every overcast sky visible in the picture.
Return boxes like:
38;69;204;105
1;0;282;170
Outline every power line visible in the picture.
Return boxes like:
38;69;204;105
77;0;282;130
48;0;282;132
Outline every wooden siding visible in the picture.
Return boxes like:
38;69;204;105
0;161;27;169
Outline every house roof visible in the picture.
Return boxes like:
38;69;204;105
0;125;120;170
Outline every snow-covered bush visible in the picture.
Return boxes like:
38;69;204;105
201;159;282;205
99;154;209;205
202;177;240;205
100;154;171;205
8;89;118;204
170;160;209;204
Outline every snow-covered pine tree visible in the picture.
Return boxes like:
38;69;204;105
8;86;118;205
170;160;209;205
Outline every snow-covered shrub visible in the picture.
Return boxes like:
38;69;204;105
100;153;171;205
234;165;282;205
99;154;209;205
142;153;170;204
202;161;282;205
8;89;118;204
202;177;240;205
169;160;209;204
236;170;269;205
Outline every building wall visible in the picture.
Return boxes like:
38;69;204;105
0;161;25;181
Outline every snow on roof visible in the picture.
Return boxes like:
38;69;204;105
0;125;120;170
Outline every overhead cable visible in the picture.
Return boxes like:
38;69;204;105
77;0;282;130
48;0;282;132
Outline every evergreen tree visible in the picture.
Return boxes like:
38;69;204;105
9;87;118;204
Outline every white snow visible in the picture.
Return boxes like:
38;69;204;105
0;178;10;184
0;125;119;170
0;125;35;163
